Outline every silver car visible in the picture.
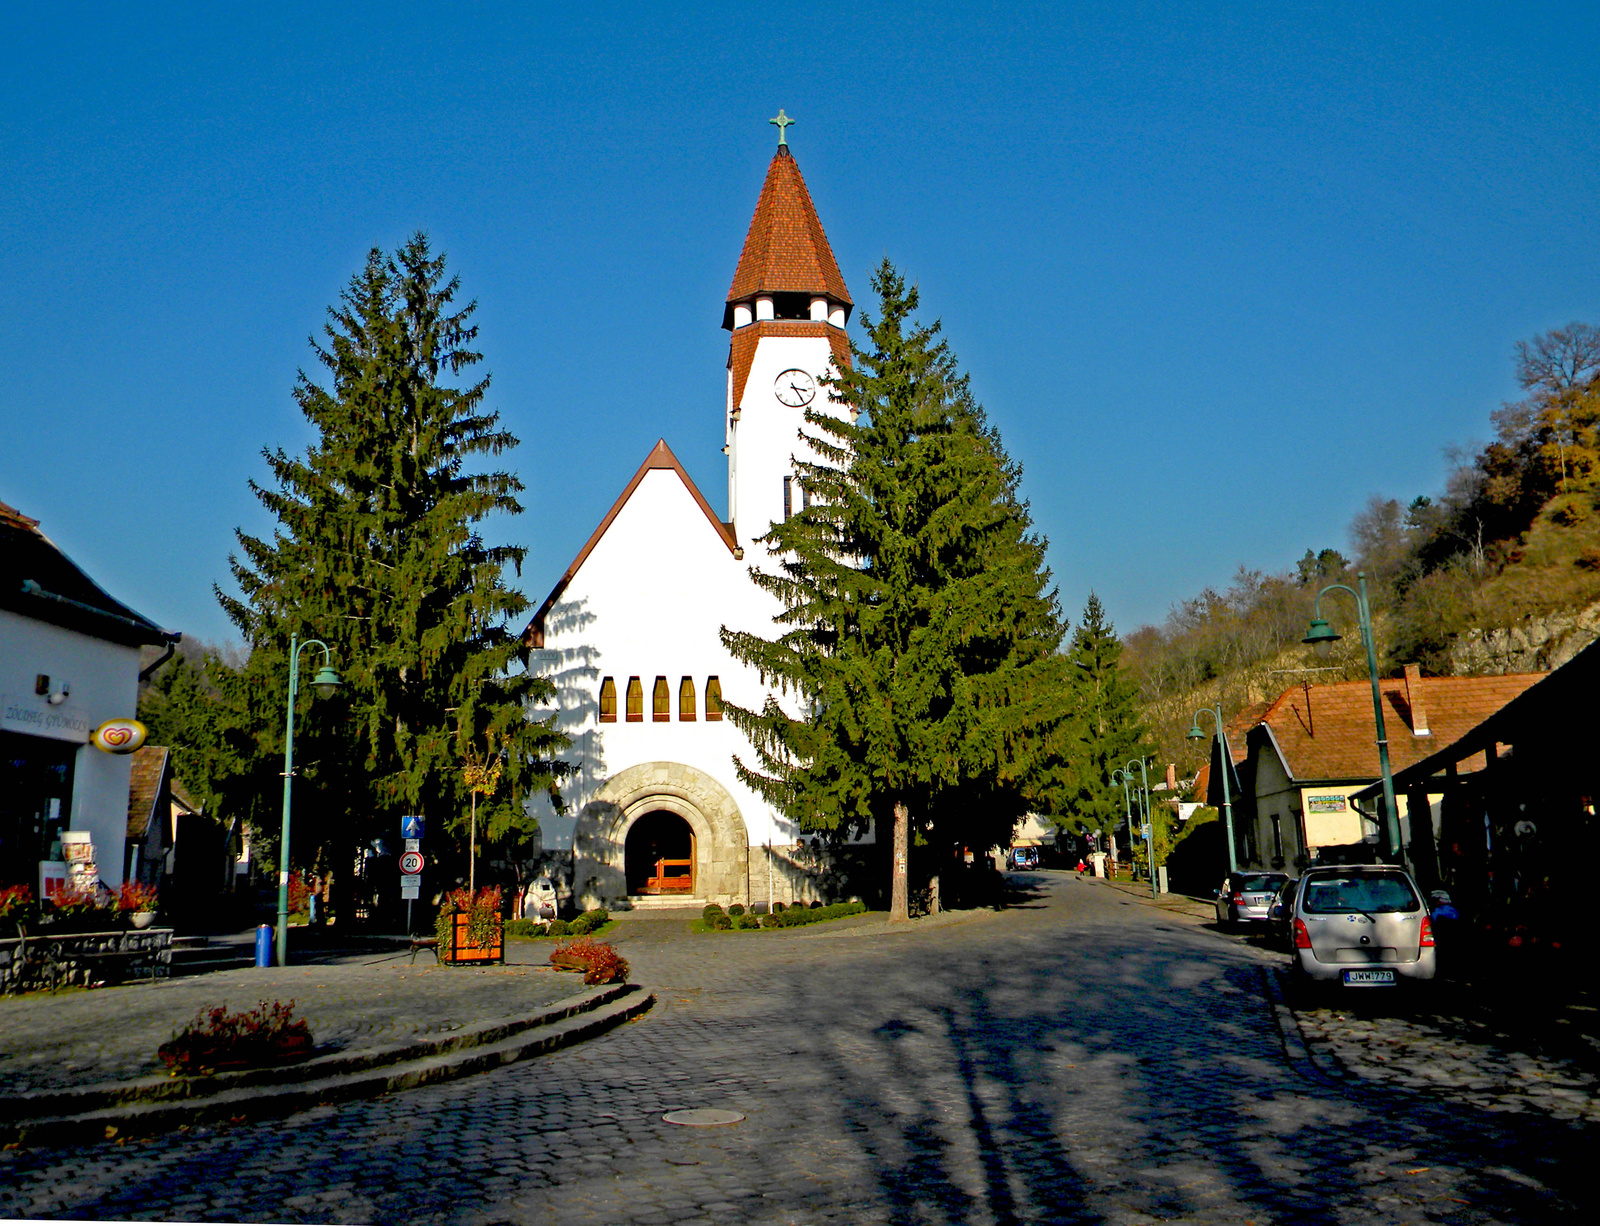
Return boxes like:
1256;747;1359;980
1213;872;1289;928
1289;865;1436;988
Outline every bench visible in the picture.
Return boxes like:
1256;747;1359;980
408;937;440;965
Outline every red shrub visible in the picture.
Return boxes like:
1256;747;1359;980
549;937;630;985
158;1000;313;1074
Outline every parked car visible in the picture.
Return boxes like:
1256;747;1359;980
1287;864;1435;989
1213;871;1289;928
1267;877;1299;947
1008;846;1040;870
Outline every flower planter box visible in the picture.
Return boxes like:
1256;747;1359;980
441;908;503;965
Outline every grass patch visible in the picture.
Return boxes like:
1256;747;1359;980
691;901;872;933
506;919;617;941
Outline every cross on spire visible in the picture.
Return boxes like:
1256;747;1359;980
769;108;794;147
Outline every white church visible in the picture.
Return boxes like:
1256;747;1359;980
522;125;861;910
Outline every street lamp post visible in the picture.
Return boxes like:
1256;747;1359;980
1301;571;1402;866
1112;769;1132;877
1117;759;1159;899
277;633;342;969
1187;707;1238;876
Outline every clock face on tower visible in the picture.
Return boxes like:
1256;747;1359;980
774;369;817;408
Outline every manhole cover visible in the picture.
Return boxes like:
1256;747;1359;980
662;1108;745;1127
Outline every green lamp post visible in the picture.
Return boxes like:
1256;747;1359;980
276;633;342;968
1129;758;1158;899
1111;768;1132;872
1302;571;1402;865
1187;706;1239;876
1114;760;1159;899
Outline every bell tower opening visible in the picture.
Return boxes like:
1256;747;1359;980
625;810;696;896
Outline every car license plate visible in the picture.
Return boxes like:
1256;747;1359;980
1342;968;1396;987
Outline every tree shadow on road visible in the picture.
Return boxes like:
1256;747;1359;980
786;889;1595;1224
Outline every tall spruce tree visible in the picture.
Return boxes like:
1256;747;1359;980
720;261;1071;920
220;234;567;917
1063;593;1146;852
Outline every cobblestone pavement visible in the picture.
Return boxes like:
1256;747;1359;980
1;872;1593;1224
0;942;576;1095
1291;984;1600;1127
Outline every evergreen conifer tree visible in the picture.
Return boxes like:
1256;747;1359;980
220;235;567;915
1063;593;1147;854
720;261;1071;920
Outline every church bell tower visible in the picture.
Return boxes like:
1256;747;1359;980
723;112;853;551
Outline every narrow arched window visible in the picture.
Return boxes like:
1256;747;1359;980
783;476;793;521
705;676;723;721
653;676;670;721
625;676;643;722
598;677;617;723
679;676;697;720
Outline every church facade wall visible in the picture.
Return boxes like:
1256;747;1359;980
528;467;825;905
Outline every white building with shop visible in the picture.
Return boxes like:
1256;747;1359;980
1;497;177;897
523;133;858;909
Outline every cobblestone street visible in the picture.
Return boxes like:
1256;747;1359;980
1;872;1592;1224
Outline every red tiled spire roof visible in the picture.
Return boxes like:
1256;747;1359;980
724;146;851;329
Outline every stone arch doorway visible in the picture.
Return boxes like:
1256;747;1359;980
625;810;696;895
573;761;749;908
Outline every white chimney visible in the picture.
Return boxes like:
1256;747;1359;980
1403;664;1431;736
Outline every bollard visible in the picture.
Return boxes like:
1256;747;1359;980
255;924;273;968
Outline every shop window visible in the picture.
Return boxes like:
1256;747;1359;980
705;676;723;721
653;676;670;721
0;732;77;890
679;676;696;721
599;677;617;723
625;677;643;722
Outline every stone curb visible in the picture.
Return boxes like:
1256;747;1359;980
0;983;654;1149
2;981;638;1121
1259;966;1340;1087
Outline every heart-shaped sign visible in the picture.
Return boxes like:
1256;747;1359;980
92;719;148;754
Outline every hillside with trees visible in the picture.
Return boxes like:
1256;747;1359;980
1126;322;1600;773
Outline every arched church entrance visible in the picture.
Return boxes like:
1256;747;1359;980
625;810;696;895
573;761;750;909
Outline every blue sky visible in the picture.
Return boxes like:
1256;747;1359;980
3;2;1597;646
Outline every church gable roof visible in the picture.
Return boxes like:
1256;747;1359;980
724;146;851;327
523;440;738;650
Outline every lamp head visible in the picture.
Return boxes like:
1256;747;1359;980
1186;723;1204;742
1302;616;1341;659
311;664;343;695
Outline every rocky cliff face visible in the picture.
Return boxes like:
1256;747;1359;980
1448;600;1600;675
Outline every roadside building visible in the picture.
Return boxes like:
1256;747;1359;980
1228;667;1542;872
1351;636;1599;959
1;497;177;896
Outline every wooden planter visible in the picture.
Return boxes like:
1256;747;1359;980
441;908;503;965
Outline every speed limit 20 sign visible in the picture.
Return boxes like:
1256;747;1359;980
399;850;426;875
